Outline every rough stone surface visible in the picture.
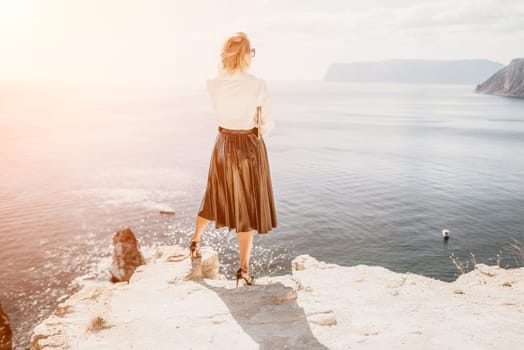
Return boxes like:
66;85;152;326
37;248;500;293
30;246;524;350
109;227;146;283
476;58;524;97
0;304;12;350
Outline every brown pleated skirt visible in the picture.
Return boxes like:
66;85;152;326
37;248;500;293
197;126;277;234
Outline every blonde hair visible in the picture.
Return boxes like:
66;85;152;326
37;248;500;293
219;32;251;75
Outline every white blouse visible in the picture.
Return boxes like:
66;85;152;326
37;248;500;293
206;71;275;137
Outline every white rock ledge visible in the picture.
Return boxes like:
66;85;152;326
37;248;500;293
30;245;524;350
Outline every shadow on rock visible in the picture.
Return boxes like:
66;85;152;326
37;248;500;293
195;278;329;350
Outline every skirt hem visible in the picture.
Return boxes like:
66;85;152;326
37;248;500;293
198;210;277;234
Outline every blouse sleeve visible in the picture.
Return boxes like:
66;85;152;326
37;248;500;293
257;79;275;137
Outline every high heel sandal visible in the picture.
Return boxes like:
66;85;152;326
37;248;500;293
236;268;255;287
189;240;202;260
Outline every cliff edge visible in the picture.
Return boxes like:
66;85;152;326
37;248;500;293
476;58;524;97
30;245;524;350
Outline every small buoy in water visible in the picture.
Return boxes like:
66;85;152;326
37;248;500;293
160;210;176;215
442;229;450;240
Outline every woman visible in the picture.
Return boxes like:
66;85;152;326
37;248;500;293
188;32;277;287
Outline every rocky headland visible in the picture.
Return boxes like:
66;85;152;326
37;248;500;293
475;58;524;98
28;244;524;350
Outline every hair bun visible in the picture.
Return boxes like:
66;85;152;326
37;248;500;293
220;32;252;75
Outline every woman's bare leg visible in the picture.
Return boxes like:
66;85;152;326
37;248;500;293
237;230;254;273
191;215;210;242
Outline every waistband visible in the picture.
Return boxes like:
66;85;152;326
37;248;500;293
218;126;257;134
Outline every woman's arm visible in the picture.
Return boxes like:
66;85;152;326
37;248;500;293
258;79;275;137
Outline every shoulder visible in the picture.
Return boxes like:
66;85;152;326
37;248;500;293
239;72;266;86
206;74;219;84
206;73;266;95
242;72;259;80
206;76;220;93
246;73;266;85
242;73;267;91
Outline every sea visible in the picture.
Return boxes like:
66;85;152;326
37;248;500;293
1;80;523;347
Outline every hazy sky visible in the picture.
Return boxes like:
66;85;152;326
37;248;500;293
0;0;523;83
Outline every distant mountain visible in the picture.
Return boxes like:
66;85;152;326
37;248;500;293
475;59;524;98
323;59;504;84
